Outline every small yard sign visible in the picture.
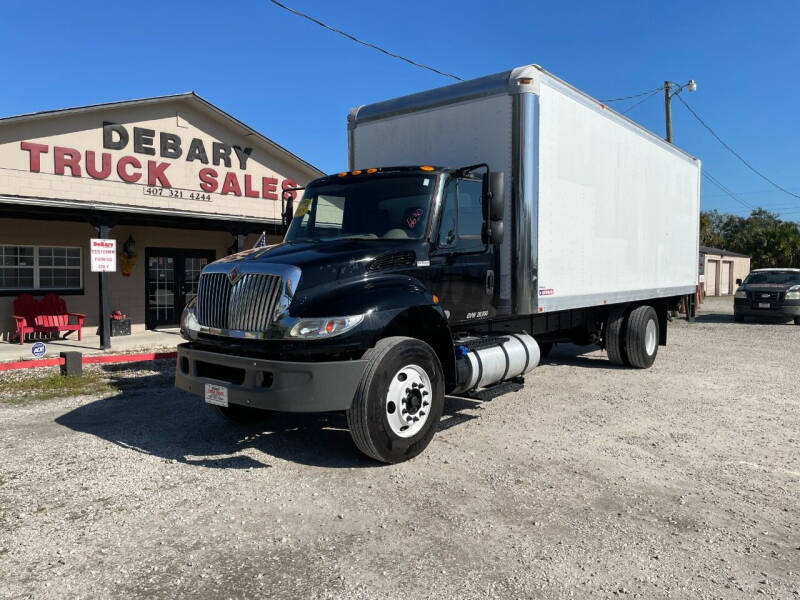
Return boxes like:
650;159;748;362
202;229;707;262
31;342;46;358
90;238;117;272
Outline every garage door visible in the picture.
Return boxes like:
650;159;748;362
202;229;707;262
720;261;732;295
706;259;718;296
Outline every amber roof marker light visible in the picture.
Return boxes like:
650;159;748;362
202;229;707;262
337;172;348;177
366;168;378;174
420;165;434;171
351;170;362;175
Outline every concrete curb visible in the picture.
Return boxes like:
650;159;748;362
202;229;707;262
0;351;177;372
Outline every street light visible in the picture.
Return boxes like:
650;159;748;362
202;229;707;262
664;79;697;144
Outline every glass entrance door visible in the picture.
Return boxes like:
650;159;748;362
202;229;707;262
145;248;215;328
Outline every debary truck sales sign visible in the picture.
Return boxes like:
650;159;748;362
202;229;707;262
18;123;298;202
0;98;316;224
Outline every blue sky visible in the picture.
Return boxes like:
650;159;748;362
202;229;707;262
2;0;799;220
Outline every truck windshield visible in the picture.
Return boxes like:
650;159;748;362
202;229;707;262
744;271;800;285
285;174;436;242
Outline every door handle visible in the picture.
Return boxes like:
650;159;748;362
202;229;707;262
486;270;494;295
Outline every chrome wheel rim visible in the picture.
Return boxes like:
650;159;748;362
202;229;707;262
645;318;657;356
385;364;432;438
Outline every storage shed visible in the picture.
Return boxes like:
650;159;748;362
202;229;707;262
699;246;751;296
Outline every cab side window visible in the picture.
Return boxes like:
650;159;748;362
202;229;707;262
438;181;458;247
437;178;484;251
457;180;484;251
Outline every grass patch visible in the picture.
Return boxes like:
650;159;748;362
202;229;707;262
0;371;113;405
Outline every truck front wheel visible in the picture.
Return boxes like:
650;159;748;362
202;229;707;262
625;305;659;369
347;336;445;463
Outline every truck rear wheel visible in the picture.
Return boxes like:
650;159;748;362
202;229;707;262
346;336;445;463
604;306;629;366
625;305;659;369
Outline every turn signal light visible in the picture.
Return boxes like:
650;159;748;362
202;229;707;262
432;294;439;304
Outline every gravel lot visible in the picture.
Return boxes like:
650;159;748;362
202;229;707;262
1;296;798;599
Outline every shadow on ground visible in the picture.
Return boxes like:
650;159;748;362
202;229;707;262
55;343;642;468
55;365;485;470
695;312;796;325
543;343;627;370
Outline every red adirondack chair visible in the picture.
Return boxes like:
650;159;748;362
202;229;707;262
12;293;85;345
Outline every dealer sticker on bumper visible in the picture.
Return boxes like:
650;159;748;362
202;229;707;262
204;383;229;407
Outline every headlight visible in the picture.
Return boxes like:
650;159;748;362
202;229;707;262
787;286;800;300
734;289;747;299
288;314;364;339
180;298;200;341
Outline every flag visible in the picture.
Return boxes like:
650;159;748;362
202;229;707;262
253;231;267;248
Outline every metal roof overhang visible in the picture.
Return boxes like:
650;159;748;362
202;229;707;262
0;195;283;235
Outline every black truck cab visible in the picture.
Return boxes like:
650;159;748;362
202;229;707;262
176;166;517;462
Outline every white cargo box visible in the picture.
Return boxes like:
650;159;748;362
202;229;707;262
348;65;700;314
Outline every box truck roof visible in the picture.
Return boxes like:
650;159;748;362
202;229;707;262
348;64;698;165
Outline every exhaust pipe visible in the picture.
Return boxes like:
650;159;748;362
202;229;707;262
452;333;539;394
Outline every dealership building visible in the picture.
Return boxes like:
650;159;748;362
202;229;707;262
0;94;323;341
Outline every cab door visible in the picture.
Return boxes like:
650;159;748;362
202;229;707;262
429;177;495;324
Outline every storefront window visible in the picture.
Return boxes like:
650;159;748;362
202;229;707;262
0;245;82;292
0;246;34;289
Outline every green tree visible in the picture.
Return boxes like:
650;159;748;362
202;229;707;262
699;208;800;269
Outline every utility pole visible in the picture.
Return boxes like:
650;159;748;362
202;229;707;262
96;223;112;350
664;81;673;144
663;79;696;145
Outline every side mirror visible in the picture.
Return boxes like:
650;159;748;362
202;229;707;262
482;171;505;245
483;171;505;220
489;220;504;245
735;278;742;285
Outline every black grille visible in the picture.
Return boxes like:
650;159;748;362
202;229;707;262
368;251;416;272
195;361;245;385
196;272;282;331
748;290;784;306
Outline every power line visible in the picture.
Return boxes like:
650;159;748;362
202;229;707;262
674;93;800;201
702;170;755;211
705;186;800;198
620;89;662;115
267;0;464;81
247;13;784;213
600;87;662;103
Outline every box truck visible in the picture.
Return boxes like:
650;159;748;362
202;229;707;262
176;65;701;463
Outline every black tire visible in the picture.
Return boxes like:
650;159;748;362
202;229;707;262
605;306;629;366
625;305;659;369
346;336;445;464
214;403;271;424
734;314;745;323
794;317;800;326
538;342;554;361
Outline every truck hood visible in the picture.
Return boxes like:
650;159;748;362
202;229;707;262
213;239;423;290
